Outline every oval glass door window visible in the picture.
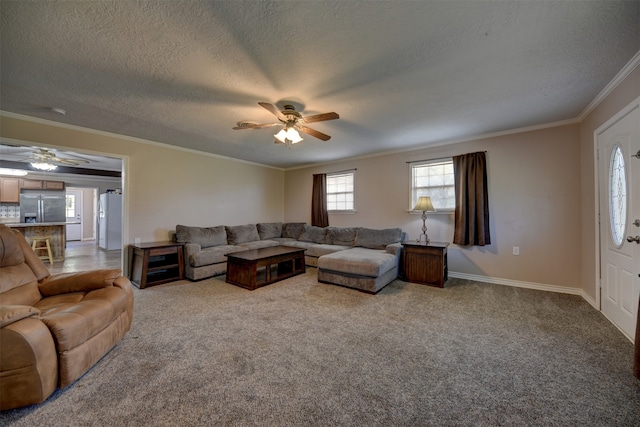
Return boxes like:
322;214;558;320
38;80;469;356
609;144;627;247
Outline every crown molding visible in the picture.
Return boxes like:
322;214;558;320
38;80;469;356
0;111;284;171
578;49;640;122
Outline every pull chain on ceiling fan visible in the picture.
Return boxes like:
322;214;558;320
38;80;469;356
233;102;339;147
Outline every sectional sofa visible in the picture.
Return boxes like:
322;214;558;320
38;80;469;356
175;222;405;293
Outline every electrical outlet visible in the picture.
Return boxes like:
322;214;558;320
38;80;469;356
512;246;520;256
134;237;141;245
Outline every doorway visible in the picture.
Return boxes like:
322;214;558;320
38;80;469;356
66;187;98;242
596;98;640;341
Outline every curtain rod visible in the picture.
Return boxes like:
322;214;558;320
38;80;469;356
327;168;357;174
406;151;487;164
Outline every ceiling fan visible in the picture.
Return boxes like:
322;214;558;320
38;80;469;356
18;148;91;171
233;102;339;145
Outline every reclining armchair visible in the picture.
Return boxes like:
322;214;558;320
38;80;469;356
0;225;134;410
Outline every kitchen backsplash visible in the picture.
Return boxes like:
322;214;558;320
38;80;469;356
0;203;20;223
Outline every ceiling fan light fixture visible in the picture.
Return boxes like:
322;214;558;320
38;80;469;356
30;162;58;171
274;127;303;145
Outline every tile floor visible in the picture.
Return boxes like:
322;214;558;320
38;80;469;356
48;240;122;275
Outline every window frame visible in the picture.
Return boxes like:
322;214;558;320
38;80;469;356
409;158;455;213
608;143;628;248
326;170;356;214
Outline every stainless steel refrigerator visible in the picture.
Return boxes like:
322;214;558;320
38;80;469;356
98;192;122;250
20;191;66;223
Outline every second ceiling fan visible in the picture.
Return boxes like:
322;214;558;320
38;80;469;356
233;102;339;145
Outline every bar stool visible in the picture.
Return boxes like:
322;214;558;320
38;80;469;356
31;236;54;265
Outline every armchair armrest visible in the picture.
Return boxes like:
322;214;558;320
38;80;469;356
0;305;41;328
38;269;122;297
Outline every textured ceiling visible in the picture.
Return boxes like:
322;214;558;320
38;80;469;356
1;1;639;169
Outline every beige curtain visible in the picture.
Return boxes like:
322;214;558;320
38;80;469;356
453;151;491;246
311;173;329;227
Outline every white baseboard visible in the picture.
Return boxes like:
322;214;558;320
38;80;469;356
580;291;598;310
448;271;582;296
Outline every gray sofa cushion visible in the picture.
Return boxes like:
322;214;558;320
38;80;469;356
237;240;280;250
306;244;352;258
299;225;327;244
318;248;397;277
326;227;359;246
277;240;316;250
355;227;402;249
257;222;283;240
176;225;227;248
226;224;260;245
282;222;306;239
189;244;247;267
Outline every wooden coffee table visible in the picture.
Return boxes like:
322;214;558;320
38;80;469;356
225;246;306;290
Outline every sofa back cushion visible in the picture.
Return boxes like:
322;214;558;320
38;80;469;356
226;224;260;245
281;222;306;239
355;227;403;249
298;225;327;244
0;225;43;306
257;222;283;240
176;225;227;248
326;227;359;246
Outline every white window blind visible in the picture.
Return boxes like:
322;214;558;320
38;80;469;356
327;170;355;212
410;159;455;211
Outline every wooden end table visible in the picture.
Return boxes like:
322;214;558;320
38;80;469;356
130;241;184;289
401;242;449;287
225;246;306;290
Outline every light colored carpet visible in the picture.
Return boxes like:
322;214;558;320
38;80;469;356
2;269;639;426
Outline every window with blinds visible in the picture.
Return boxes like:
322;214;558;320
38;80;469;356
410;159;455;211
327;170;355;212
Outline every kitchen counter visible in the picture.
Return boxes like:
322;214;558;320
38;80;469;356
5;222;69;227
5;223;66;261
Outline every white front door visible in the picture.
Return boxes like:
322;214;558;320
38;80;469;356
598;100;640;341
66;189;83;241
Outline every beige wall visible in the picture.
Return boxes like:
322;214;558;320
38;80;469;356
0;116;285;245
1;63;636;294
285;124;582;289
579;66;640;301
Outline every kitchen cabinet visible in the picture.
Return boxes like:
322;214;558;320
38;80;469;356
20;179;43;189
20;179;65;191
0;177;21;202
44;180;65;190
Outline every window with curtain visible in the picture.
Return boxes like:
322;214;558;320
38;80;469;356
327;170;355;213
410;159;455;211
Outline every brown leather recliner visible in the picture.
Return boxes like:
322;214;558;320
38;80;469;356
0;225;134;410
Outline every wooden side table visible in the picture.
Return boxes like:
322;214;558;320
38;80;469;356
401;242;449;287
130;241;184;289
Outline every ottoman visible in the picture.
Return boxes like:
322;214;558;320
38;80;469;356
317;247;398;293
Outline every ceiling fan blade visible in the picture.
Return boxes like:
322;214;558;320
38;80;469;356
299;126;331;141
53;157;89;165
301;112;339;123
258;102;286;120
233;122;280;130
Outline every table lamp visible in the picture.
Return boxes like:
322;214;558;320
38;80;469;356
413;196;435;244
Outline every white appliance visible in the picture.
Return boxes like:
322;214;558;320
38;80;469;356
98;193;122;250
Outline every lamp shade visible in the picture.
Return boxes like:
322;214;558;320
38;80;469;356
274;127;303;144
413;196;434;211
